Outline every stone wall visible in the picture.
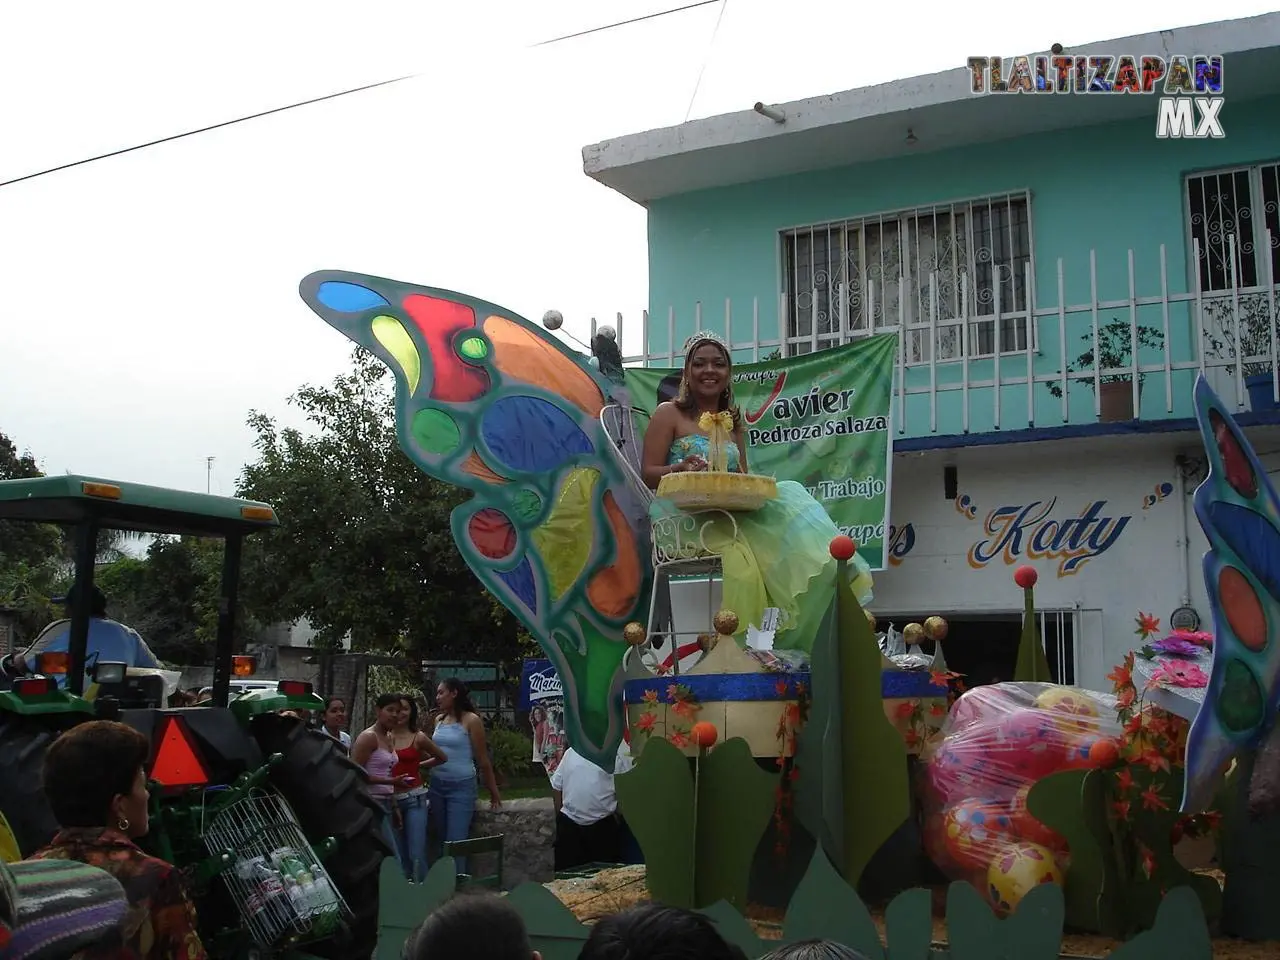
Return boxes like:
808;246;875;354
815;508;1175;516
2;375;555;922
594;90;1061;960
465;797;555;889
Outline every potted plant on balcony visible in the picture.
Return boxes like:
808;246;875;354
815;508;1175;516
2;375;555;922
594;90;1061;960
1046;318;1165;422
1200;293;1279;411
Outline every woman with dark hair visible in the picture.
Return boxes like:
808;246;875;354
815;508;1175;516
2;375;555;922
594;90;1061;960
320;696;351;748
579;903;746;960
760;941;871;960
353;694;418;857
639;331;874;651
529;704;549;764
29;720;207;960
428;679;501;865
402;891;540;960
388;694;447;881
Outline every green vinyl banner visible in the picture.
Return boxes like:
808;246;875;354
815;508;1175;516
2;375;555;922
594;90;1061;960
623;334;898;570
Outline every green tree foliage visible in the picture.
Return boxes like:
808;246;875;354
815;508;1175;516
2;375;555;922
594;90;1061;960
0;431;62;636
95;536;251;665
237;350;522;661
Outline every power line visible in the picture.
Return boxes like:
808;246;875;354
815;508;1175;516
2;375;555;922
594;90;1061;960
0;74;417;190
1;4;717;188
532;0;721;47
683;0;729;122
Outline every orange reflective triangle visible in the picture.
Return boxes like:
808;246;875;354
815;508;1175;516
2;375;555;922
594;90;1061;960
149;716;209;788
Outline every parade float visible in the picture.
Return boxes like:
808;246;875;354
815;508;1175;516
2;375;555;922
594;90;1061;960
300;271;1278;959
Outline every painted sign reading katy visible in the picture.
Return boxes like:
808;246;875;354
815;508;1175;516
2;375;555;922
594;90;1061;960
966;497;1131;577
966;52;1225;140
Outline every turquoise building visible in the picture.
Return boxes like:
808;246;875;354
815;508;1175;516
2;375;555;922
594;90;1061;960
580;14;1280;691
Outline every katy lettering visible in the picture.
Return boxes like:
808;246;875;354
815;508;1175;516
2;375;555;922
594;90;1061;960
966;498;1130;576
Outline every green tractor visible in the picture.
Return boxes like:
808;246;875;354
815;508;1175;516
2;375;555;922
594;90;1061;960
0;475;389;960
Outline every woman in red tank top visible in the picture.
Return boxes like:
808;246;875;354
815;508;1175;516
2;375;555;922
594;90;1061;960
389;694;447;881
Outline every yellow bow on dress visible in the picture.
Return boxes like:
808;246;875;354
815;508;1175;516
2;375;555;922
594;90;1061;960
698;411;735;473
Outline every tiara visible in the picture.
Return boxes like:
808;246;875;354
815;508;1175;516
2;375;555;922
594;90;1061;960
683;330;729;356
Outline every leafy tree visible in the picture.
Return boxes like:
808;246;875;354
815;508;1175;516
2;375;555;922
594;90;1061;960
0;431;62;637
95;536;244;665
237;351;522;662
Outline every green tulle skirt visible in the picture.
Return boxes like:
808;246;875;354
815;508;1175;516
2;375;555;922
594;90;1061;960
649;480;874;653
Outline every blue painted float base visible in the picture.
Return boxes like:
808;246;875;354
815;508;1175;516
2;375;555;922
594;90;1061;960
623;669;945;703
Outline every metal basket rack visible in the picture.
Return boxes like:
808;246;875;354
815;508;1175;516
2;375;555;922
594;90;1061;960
201;788;350;949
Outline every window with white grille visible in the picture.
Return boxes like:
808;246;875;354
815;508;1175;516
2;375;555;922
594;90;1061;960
1187;163;1280;292
1186;163;1280;372
781;192;1035;363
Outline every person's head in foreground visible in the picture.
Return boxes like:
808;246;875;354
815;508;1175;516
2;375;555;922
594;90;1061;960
43;720;152;837
579;903;748;960
403;891;541;960
759;940;872;960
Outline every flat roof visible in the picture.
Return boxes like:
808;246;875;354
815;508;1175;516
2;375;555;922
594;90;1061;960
583;13;1280;204
0;475;279;537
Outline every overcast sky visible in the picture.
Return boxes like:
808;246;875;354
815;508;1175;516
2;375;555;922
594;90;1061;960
3;0;1273;496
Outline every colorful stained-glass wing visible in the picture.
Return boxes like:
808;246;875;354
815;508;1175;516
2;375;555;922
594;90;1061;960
299;271;651;769
1182;375;1280;812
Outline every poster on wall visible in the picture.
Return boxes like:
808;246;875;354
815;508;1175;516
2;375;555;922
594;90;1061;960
519;658;567;775
622;334;898;569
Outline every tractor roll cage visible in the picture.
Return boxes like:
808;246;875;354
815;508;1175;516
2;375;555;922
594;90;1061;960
0;475;279;706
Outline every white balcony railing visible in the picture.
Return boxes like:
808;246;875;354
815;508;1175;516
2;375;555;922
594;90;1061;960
594;233;1279;437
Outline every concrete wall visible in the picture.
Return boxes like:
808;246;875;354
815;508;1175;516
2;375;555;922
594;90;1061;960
463;797;555;889
641;95;1280;436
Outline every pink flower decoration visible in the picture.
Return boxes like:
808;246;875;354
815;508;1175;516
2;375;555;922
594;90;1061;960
1150;659;1208;689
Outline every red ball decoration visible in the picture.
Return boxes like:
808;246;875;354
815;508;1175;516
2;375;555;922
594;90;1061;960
1087;737;1122;768
1014;566;1039;589
829;535;857;561
690;721;719;748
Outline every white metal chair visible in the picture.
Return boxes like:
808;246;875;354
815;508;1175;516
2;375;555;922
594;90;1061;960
599;404;740;675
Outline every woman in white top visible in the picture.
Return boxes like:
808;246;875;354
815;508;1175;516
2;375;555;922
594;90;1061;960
321;696;352;749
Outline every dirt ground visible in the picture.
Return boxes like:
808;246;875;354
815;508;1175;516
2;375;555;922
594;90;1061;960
544;865;1280;958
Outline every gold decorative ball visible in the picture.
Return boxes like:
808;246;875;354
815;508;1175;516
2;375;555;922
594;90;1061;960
623;622;647;646
902;622;926;645
713;609;739;636
924;616;949;642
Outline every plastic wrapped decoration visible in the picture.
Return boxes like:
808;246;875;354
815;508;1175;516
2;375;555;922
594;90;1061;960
299;271;652;771
920;681;1123;913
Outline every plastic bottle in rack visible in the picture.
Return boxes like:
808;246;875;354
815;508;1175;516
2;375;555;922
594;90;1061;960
270;848;311;918
244;857;287;926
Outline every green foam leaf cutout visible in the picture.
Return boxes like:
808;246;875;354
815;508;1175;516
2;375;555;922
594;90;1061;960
1027;766;1221;937
1026;769;1121;935
699;900;767;959
794;561;910;888
615;736;696;907
386;844;1217;960
375;856;456;960
1107;886;1213;960
1013;582;1052;683
946;880;1064;960
615;735;775;909
783;847;885;958
505;881;592;960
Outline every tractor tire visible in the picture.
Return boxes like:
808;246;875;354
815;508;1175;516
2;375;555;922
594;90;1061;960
253;716;391;960
0;713;64;856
